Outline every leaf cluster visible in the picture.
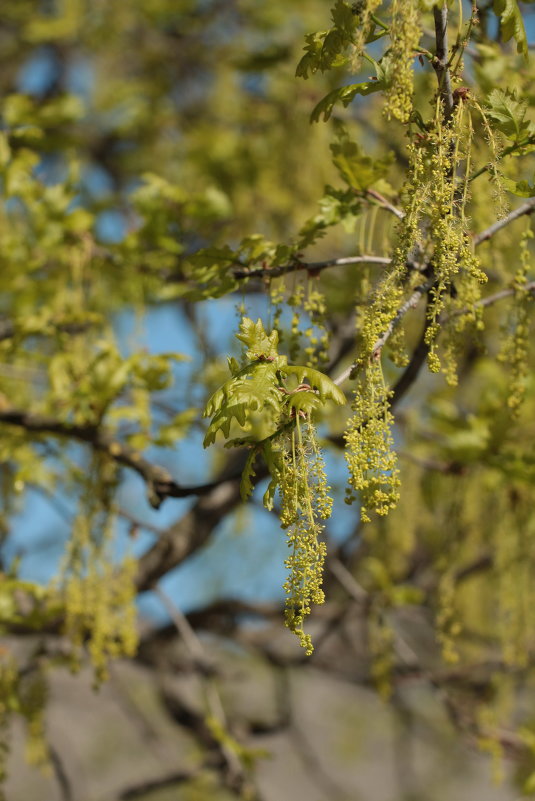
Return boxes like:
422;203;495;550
203;317;345;448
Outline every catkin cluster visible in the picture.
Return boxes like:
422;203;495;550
344;362;400;522
0;657;49;786
60;458;138;683
498;228;533;414
350;0;384;69
278;421;332;654
272;279;329;367
383;0;421;123
423;106;487;375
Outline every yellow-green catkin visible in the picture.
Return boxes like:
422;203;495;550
369;603;395;699
350;0;384;69
424;102;487;377
18;665;49;771
498;227;533;415
358;136;427;361
494;490;535;668
61;457;138;684
436;569;462;664
0;657;17;789
303;284;329;366
269;277;285;340
0;655;50;792
278;420;332;654
477;704;506;785
344;361;400;523
469;97;508;221
281;278;329;367
383;0;421;124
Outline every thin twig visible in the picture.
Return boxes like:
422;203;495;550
333;281;433;386
233;254;391;280
473;197;535;246
49;745;74;801
154;586;212;672
365;189;405;220
154;586;245;785
119;770;200;800
329;558;368;603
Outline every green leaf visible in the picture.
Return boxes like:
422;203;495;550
501;176;535;197
284;365;346;405
296;33;323;79
262;440;284;510
240;448;258;501
330;124;393;190
493;0;528;59
486;89;534;142
297;186;361;249
235;317;279;361
310;80;383;123
295;2;357;79
203;362;282;446
203;400;250;446
287;390;323;416
331;0;356;32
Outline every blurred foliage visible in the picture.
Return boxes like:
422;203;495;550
2;0;535;798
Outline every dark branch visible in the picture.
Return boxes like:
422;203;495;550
232;254;391;280
0;319;95;343
433;4;455;119
119;770;200;800
0;408;223;509
135;475;243;590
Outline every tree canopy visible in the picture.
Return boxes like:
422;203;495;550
3;0;535;798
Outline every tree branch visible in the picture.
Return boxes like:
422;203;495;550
0;408;223;509
0;319;95;343
365;189;405;220
473;197;535;246
333;281;433;386
135;475;243;590
432;3;455;120
232;254;391;280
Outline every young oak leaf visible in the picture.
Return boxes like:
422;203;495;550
235;317;279;360
493;0;528;60
203;363;282;446
203;317;346;449
486;89;534;142
240;447;259;501
284;365;346;405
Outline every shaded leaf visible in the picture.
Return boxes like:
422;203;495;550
310;80;383;123
502;176;535;197
493;0;528;59
330;124;393;190
240;448;258;501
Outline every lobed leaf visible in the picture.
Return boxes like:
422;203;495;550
240;448;258;501
486;89;534;142
310;80;383;123
502;176;535;197
330;124;393;190
235;317;279;360
284;365;346;405
493;0;528;59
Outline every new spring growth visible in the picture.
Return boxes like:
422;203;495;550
203;317;345;652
